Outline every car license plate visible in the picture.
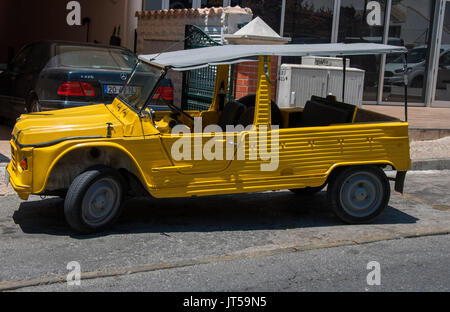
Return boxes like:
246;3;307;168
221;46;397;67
104;85;139;95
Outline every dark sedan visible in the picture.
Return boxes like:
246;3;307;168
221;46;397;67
0;41;173;122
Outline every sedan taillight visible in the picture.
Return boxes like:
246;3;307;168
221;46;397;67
152;86;174;101
58;82;96;97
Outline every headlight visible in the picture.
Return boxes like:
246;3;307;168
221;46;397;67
19;158;28;170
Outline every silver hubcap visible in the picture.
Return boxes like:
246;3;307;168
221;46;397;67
82;177;121;227
340;172;382;218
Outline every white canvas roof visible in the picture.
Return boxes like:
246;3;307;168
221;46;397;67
139;43;407;71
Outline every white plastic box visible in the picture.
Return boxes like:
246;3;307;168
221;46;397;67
277;57;365;108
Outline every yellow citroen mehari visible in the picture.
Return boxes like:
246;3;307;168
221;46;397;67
7;43;411;233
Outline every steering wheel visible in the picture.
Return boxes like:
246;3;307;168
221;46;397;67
156;95;195;122
167;102;195;121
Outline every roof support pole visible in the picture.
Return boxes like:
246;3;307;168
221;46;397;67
254;56;272;127
377;0;392;105
331;0;341;43
404;52;409;122
342;55;346;103
210;65;230;112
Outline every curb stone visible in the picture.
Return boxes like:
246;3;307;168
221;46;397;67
411;158;450;171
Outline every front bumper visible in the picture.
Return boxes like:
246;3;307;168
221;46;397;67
6;163;32;200
7;141;33;200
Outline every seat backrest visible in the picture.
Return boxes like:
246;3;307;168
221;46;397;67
218;100;246;131
311;95;358;120
299;96;356;127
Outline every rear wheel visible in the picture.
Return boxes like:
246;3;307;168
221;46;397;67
327;166;390;224
64;167;124;234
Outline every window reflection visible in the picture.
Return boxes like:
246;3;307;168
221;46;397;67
435;4;450;101
241;0;282;34
383;0;433;103
201;0;224;8
339;0;387;102
170;0;193;9
282;0;334;64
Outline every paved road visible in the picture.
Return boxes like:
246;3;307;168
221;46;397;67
0;170;449;291
14;234;450;292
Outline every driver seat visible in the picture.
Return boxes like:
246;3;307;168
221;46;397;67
218;101;246;131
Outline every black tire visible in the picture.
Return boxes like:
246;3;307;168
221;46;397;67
290;185;326;196
327;166;390;224
30;98;42;112
26;95;41;113
64;167;124;234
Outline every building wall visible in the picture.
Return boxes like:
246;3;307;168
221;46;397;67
234;58;278;101
0;0;10;63
0;0;141;63
136;7;253;106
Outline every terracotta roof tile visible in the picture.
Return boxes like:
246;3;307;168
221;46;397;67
136;6;252;18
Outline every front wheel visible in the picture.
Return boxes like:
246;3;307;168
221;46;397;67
327;166;390;224
64;167;124;234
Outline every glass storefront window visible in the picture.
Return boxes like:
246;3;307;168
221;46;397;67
230;0;243;6
435;3;450;102
284;0;334;43
170;0;193;9
339;0;387;102
145;0;163;10
282;0;334;64
383;0;434;103
241;0;282;34
201;0;224;7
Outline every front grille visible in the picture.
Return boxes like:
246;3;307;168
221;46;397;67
384;71;394;78
11;145;17;171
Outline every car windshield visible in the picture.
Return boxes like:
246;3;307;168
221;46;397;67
118;61;163;111
56;45;137;70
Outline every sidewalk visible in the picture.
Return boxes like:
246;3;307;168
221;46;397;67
0;125;10;162
362;105;450;141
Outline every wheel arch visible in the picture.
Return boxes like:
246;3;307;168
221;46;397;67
326;161;396;183
38;142;150;195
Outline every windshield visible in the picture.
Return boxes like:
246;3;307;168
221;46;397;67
118;61;163;111
56;45;137;70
